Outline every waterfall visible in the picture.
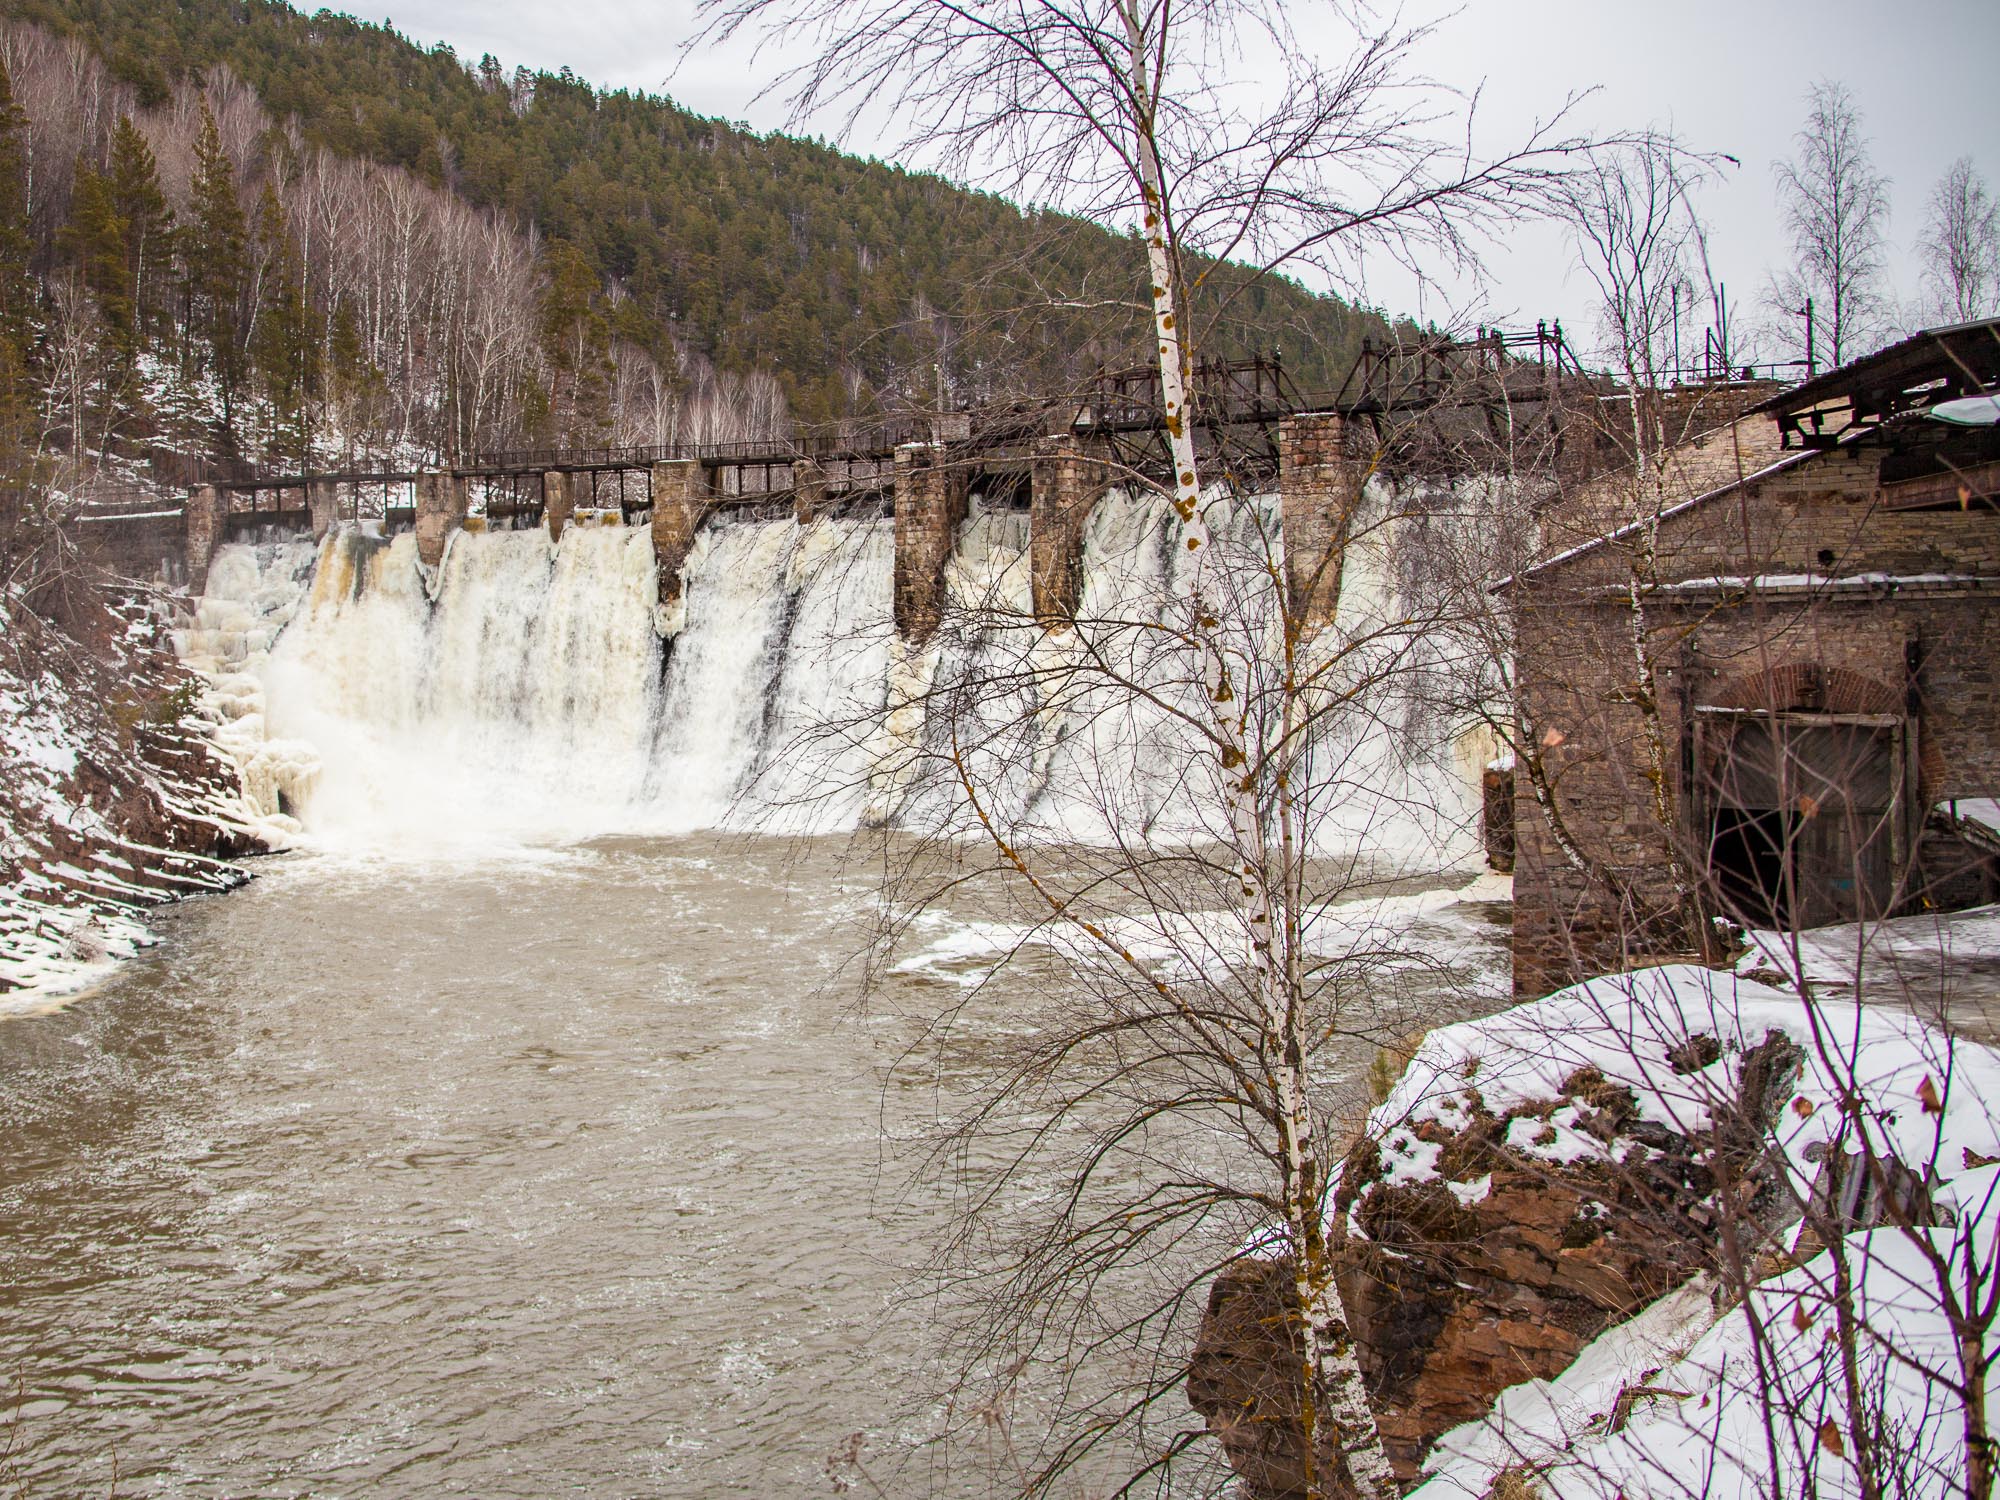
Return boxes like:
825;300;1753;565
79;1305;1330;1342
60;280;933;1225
185;494;1487;864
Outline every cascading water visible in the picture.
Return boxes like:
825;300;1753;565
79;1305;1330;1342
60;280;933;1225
5;491;1514;1497
185;492;1489;864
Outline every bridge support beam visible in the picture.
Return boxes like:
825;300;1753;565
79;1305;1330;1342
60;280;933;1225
543;470;574;541
185;484;228;593
1279;413;1368;637
893;442;969;644
1030;437;1110;629
792;459;829;526
650;460;710;634
308;479;339;541
414;472;468;568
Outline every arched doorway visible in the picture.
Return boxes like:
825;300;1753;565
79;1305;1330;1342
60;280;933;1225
1691;663;1915;928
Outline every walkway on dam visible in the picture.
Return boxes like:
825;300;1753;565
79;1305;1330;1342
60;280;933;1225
89;327;1651;642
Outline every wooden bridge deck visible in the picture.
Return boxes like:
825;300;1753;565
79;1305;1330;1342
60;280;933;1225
199;333;1588;537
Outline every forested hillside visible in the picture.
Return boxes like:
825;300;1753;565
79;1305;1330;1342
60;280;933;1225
0;0;1386;490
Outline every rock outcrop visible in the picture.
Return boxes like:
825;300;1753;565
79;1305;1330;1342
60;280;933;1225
1333;1028;1799;1483
1188;1023;1802;1493
1187;1256;1346;1500
2;572;260;997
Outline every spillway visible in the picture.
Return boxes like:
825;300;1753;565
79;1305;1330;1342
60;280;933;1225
178;495;1488;863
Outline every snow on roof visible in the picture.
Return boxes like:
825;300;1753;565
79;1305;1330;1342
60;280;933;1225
1930;392;2000;426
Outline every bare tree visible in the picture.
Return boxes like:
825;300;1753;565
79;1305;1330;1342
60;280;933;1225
688;6;1609;1496
1770;80;1891;367
1918;157;2000;325
1546;135;1755;957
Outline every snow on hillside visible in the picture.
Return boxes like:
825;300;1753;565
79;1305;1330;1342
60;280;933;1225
0;584;261;1009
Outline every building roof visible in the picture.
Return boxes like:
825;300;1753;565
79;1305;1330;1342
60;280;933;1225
1497;325;2000;592
1746;318;2000;444
1492;443;1827;592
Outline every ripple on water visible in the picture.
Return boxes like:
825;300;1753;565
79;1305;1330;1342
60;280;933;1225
0;835;1003;1497
0;834;1510;1496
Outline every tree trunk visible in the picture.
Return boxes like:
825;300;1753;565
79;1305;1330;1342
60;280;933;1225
1119;7;1392;1493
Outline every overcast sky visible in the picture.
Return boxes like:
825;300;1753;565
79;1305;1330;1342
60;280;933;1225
381;0;1998;362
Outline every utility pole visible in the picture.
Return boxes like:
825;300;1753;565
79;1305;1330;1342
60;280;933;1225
1670;283;1681;382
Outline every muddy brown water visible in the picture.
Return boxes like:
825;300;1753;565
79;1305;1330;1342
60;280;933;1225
0;837;1005;1497
0;836;1507;1497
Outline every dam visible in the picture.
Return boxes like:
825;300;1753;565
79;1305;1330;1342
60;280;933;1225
0;476;1516;1494
0;347;1544;1494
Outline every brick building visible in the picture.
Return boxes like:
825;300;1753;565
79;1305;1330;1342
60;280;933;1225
1506;320;2000;997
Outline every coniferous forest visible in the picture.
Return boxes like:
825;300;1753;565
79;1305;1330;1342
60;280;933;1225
0;0;1388;490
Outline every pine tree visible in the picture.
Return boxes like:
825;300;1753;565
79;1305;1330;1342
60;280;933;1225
107;116;173;342
250;184;320;463
59;158;134;349
538;239;612;440
186;99;250;443
0;59;33;368
0;60;37;545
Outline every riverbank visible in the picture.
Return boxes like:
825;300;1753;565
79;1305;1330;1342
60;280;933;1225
0;573;262;1008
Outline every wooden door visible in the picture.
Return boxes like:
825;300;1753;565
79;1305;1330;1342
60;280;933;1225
1695;710;1906;928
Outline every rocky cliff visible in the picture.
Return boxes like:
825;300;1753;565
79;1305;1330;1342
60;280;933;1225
1;561;260;1000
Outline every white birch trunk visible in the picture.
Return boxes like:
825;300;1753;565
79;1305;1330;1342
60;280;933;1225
1119;7;1392;1494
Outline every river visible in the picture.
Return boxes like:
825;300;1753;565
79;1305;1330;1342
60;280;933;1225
0;835;1022;1496
1;503;1506;1495
0;835;1509;1497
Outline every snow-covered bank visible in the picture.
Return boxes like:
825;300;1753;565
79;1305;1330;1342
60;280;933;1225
0;583;262;1009
1374;962;2000;1500
1737;903;2000;1003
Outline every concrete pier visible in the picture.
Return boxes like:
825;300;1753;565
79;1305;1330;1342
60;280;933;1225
892;443;969;643
543;471;574;542
308;479;339;541
650;460;710;626
414;472;468;567
1029;438;1110;628
792;459;829;527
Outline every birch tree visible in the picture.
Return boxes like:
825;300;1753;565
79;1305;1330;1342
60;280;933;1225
1771;81;1891;367
693;1;1594;1493
1918;157;2000;325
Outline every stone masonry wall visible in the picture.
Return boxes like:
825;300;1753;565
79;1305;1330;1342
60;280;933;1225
183;485;228;591
1277;411;1368;636
1538;392;1789;563
78;510;185;582
892;442;970;643
1028;438;1109;627
308;479;339;541
1510;438;2000;996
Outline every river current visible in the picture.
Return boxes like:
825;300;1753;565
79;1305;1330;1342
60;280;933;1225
1;501;1507;1494
0;836;1042;1496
